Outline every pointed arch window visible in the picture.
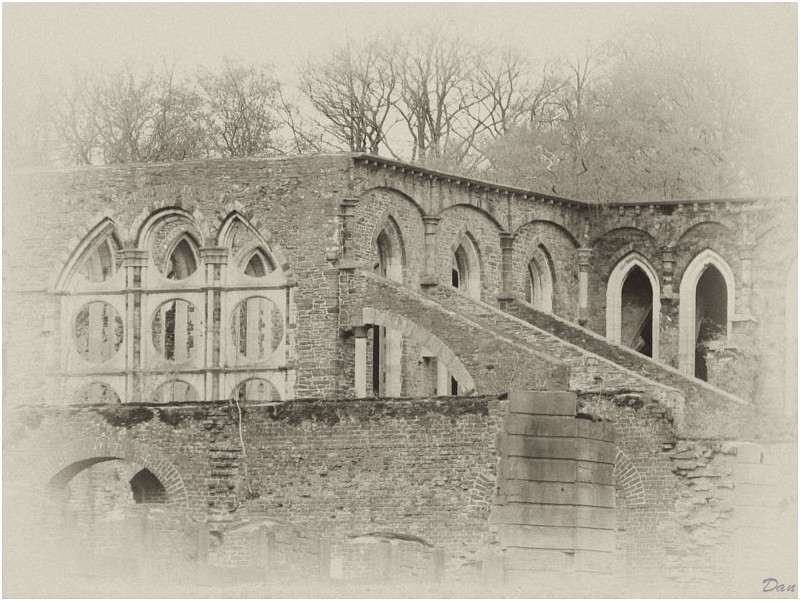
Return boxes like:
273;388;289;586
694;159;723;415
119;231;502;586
166;237;198;280
452;236;481;300
58;210;291;405
244;249;275;278
81;237;120;283
524;246;554;313
606;253;660;360
678;249;735;378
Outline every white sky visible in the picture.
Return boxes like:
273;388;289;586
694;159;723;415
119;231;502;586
3;2;796;94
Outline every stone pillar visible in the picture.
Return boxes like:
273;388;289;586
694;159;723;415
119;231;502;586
339;198;359;267
421;216;441;288
577;247;593;326
201;247;229;401
384;329;403;397
353;326;369;398
499;232;516;300
121;249;148;402
436;358;450;397
738;242;755;317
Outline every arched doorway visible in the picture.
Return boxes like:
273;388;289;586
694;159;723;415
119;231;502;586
678;250;736;379
40;457;180;579
606;253;660;360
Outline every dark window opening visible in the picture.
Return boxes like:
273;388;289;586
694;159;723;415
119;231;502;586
450;376;458;396
129;468;167;504
167;238;198;280
621;266;654;358
695;266;728;381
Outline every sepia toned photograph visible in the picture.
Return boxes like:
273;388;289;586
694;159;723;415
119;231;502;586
2;2;797;598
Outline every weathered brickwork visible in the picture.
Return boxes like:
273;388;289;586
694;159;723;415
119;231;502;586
3;153;796;593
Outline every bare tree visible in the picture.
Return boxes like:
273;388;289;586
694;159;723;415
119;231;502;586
51;68;100;165
92;63;158;163
198;58;284;157
300;39;398;154
393;28;480;165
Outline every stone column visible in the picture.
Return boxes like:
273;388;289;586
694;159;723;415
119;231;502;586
384;330;403;397
436;359;450;397
659;244;678;366
421;216;441;288
353;326;369;398
200;247;229;401
339;198;359;267
577;247;593;326
121;249;148;402
739;242;755;317
499;232;516;300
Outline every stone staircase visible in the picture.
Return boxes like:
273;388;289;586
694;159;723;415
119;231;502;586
427;285;751;439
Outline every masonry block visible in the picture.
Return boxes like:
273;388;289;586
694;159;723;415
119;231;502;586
508;391;577;416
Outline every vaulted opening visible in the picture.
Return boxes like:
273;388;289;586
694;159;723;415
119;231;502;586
621;266;654;358
166;238;198;280
452;238;480;300
694;265;728;381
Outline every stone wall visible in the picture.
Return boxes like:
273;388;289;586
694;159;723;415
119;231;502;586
5;397;507;574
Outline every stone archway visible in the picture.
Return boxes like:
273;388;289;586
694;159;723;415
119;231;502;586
42;437;188;508
678;250;736;378
606;253;661;360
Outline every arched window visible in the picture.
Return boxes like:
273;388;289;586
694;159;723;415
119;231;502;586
57;210;292;404
451;235;481;300
129;468;167;503
166;237;198;280
678;249;735;379
81;237;120;283
524;246;554;312
606;253;660;360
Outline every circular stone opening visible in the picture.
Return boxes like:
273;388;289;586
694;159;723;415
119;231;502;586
73;302;124;363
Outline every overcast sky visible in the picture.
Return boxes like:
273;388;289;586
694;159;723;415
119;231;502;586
4;3;796;93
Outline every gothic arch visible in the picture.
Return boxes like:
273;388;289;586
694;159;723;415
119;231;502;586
216;211;295;285
522;244;555;312
136;207;205;251
371;211;407;283
450;229;483;300
357;186;426;217
514;219;580;248
437;202;505;231
41;437;188;508
591;226;659;252
678;249;736;377
606;252;661;360
54;217;123;292
360;307;476;394
676;220;735;246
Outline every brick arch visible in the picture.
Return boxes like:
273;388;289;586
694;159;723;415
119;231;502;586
216;210;297;286
129;199;212;246
41;437;189;508
360;307;476;394
134;206;207;251
675;220;734;247
591;226;659;251
514;218;580;248
357;186;427;217
437;202;504;231
614;447;646;507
